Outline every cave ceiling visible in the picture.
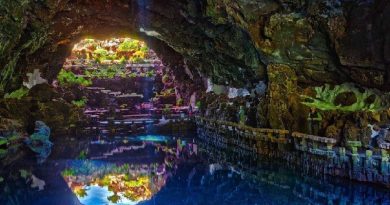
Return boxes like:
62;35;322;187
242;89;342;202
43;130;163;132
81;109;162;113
0;0;389;92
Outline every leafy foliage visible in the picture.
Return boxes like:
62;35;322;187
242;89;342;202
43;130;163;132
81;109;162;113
176;98;183;106
161;88;175;96
57;69;92;87
62;168;76;177
0;0;49;92
4;87;29;99
117;39;139;52
77;150;87;159
72;97;88;107
85;65;122;79
301;83;388;112
0;133;24;159
92;48;118;63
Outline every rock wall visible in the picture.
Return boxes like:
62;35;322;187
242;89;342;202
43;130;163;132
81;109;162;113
1;0;390;140
266;64;300;130
1;0;389;93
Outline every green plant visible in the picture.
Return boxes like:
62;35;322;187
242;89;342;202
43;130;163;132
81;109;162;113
93;48;108;58
130;56;144;63
161;88;174;96
4;87;28;99
57;69;92;87
300;83;388;112
129;72;137;78
162;74;170;84
117;39;139;52
61;168;76;177
72;97;88;107
162;105;171;115
19;169;30;179
146;70;154;78
77;150;87;159
176;98;183;106
119;56;127;64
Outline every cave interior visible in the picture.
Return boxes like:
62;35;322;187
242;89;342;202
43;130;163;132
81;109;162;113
1;0;390;204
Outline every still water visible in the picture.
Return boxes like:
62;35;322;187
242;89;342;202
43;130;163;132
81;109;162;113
1;133;390;205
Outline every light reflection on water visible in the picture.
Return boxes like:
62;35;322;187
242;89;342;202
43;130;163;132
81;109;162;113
1;134;390;205
62;160;171;205
61;135;178;205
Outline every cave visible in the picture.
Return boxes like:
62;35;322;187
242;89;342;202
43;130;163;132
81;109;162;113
1;0;390;204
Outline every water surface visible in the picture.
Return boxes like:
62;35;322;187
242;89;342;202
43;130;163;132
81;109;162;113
1;133;389;205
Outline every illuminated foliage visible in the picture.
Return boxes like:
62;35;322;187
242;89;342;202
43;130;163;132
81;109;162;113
57;69;92;87
61;161;166;203
301;83;388;112
117;39;139;52
72;97;88;108
4;87;28;99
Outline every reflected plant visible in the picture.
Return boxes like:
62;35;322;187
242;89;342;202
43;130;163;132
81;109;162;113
74;186;88;198
62;168;76;177
107;193;120;203
77;150;88;159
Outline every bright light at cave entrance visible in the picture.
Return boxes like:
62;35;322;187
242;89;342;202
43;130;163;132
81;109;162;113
55;37;180;112
70;38;150;64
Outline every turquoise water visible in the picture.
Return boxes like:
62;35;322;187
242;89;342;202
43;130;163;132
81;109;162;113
1;134;390;205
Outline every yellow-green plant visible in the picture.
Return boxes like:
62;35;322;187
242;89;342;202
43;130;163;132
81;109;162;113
300;83;387;112
4;87;28;99
117;39;139;52
72;97;88;107
57;69;92;87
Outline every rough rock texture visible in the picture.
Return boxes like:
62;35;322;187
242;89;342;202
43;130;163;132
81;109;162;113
1;0;389;94
266;64;306;130
201;0;390;89
0;84;82;134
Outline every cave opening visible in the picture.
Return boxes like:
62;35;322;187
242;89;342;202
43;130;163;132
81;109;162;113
52;37;192;137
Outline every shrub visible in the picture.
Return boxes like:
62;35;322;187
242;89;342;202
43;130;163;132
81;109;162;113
117;39;139;52
72;97;88;107
57;69;92;87
146;70;154;78
176;98;183;106
4;87;29;99
300;83;388;112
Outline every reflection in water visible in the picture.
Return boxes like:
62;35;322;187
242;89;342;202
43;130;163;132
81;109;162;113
1;134;390;205
62;162;170;204
136;135;169;142
61;139;179;205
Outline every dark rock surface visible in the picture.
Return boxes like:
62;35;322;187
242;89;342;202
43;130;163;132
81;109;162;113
0;0;389;144
0;84;82;135
1;0;389;93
